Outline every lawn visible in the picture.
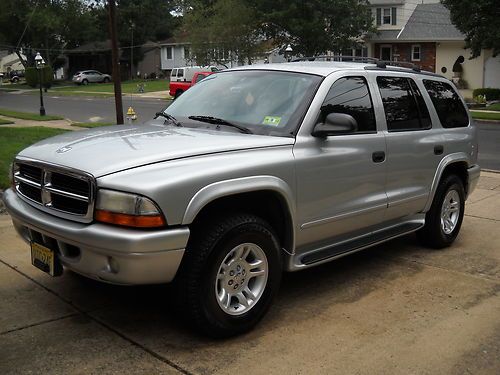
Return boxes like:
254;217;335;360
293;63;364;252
485;103;500;112
52;79;169;94
71;122;114;128
0;118;14;125
470;111;500;121
0;108;63;121
0;127;68;189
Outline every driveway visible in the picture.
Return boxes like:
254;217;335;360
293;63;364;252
1;172;499;374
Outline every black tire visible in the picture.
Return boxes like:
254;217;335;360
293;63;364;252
417;174;465;249
103;77;110;83
12;77;19;83
174;90;183;99
82;79;89;85
174;213;282;338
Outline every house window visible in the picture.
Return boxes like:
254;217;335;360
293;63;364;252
411;45;421;61
377;7;396;26
184;46;190;59
383;8;391;24
166;46;173;60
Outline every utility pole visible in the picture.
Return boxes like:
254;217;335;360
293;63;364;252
108;0;124;124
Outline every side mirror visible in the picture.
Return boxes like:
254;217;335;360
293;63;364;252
312;113;358;137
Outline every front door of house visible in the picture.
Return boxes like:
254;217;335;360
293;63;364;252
380;46;392;61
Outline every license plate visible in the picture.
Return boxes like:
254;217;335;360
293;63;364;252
30;242;63;277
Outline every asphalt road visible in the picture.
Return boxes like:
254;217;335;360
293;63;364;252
0;91;168;123
1;92;498;170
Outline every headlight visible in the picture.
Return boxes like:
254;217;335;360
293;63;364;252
9;162;19;190
95;189;166;228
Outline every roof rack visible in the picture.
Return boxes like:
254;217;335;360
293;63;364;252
291;55;422;72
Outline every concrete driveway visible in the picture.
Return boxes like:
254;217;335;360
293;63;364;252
1;172;499;375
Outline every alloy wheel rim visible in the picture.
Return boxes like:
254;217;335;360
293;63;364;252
440;189;460;234
215;242;268;316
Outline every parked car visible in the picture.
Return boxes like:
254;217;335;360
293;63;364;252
9;70;25;83
72;70;111;85
4;60;480;338
169;71;214;99
170;66;218;83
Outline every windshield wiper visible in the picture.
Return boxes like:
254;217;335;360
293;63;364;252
188;115;253;134
154;112;182;127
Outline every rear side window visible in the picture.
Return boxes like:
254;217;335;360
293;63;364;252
320;76;376;133
177;69;184;78
377;76;431;132
423;80;469;128
171;69;177;77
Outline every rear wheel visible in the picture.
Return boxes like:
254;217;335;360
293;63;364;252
82;79;89;85
103;77;110;83
174;213;282;338
418;174;465;248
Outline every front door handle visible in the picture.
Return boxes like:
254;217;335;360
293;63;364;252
372;151;385;163
434;145;444;155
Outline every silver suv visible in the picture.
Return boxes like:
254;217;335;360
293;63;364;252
3;60;480;337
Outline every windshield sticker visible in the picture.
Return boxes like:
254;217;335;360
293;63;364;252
262;116;282;126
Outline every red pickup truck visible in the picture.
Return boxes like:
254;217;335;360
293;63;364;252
169;71;213;99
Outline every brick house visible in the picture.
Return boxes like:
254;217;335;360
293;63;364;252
365;1;500;89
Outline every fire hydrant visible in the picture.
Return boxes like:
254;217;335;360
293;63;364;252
126;106;137;123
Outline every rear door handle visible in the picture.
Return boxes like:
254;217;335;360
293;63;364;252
372;151;385;163
434;145;444;155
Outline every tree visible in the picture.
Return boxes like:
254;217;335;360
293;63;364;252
180;0;264;66
179;0;375;64
256;0;375;56
442;0;500;58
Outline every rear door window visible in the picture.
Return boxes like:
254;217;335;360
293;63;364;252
423;79;469;128
177;69;184;78
171;69;177;77
377;76;431;132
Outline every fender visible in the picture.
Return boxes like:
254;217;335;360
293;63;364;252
423;152;470;212
182;175;296;253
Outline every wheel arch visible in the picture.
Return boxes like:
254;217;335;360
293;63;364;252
182;176;296;256
424;153;470;212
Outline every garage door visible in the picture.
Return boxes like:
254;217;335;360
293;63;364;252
484;56;500;88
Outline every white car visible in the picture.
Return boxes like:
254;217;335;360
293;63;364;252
72;70;111;85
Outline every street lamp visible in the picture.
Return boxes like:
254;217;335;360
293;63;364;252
34;52;46;116
285;44;293;62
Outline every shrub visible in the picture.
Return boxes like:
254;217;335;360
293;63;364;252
472;88;500;101
25;66;53;89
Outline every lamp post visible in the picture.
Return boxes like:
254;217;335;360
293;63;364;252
34;52;46;116
285;44;293;62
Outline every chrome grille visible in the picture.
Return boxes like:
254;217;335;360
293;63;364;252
13;160;95;223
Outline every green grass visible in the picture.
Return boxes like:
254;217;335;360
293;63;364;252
52;79;169;94
470;111;500;121
0;127;68;189
485;103;500;112
0;118;14;125
71;122;114;128
0;108;63;121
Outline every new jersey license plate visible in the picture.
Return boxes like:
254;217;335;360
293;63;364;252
30;242;63;277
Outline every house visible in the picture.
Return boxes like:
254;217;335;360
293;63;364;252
0;51;26;73
159;36;289;71
365;0;500;89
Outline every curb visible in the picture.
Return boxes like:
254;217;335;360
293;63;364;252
481;168;500;174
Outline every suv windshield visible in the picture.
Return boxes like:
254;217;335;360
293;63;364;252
165;70;322;137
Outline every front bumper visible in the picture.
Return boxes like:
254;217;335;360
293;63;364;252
3;188;189;285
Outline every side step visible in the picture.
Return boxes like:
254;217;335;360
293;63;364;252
300;222;423;266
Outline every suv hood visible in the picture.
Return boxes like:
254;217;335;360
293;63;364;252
18;124;294;177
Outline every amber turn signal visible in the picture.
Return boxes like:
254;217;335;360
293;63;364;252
95;209;166;228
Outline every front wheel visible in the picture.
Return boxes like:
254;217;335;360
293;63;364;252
103;77;110;83
82;79;89;85
174;214;282;338
418;174;465;248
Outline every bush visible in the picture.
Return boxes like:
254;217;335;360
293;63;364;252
25;66;53;89
472;88;500;101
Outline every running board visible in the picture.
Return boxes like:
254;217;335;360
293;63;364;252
300;222;423;266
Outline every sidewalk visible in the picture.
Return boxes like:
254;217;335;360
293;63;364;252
0;115;76;130
0;172;499;374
